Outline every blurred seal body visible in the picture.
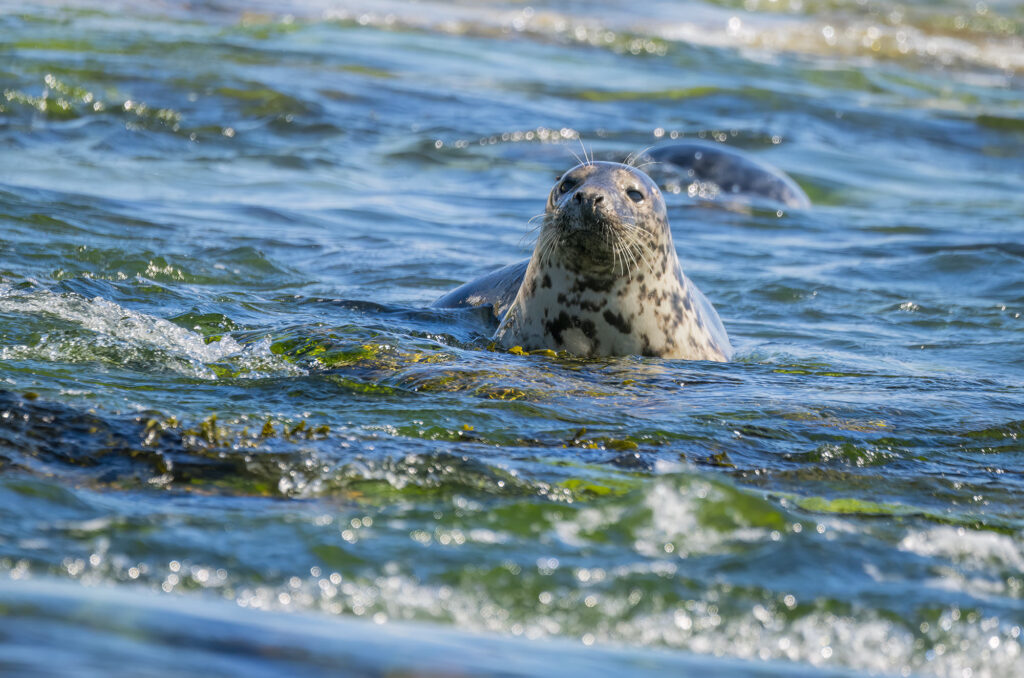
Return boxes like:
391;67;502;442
436;158;732;361
641;141;810;209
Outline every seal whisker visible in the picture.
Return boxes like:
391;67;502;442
629;223;658;239
523;213;547;236
535;228;552;261
603;225;626;278
625;222;659;251
616;240;638;279
536;225;566;268
607;215;644;278
577;137;594;167
521;214;553;249
612;218;641;273
624;146;654;168
620;246;640;277
608;237;621;276
630;239;657;274
617;226;655;274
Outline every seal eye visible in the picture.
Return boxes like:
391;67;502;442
559;179;577;194
626;189;644;203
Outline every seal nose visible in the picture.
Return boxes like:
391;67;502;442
574;189;605;214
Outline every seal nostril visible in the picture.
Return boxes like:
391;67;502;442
593;195;603;204
574;192;583;202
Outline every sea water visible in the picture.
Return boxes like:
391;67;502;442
1;1;1022;675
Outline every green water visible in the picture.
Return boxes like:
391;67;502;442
1;1;1022;676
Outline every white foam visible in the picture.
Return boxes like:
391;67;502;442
0;285;304;379
899;525;1024;574
141;557;1023;678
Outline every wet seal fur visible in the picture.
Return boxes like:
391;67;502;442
436;155;734;361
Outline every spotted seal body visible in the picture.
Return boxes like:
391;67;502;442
495;160;730;360
436;158;732;361
434;142;809;359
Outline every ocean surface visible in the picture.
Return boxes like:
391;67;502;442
1;1;1022;676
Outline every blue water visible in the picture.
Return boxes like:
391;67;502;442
1;1;1022;676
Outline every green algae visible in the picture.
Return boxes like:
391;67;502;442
2;74;182;128
214;86;310;117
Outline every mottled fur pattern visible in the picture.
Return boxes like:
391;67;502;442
493;161;731;361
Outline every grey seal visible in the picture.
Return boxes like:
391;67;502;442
433;143;809;360
436;162;737;361
641;141;811;209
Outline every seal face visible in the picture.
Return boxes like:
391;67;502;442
492;160;732;361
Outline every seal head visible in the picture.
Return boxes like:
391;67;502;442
493;161;731;361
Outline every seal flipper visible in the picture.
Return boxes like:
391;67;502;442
640;141;810;209
432;259;529;320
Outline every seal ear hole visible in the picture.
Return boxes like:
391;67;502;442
626;189;644;203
